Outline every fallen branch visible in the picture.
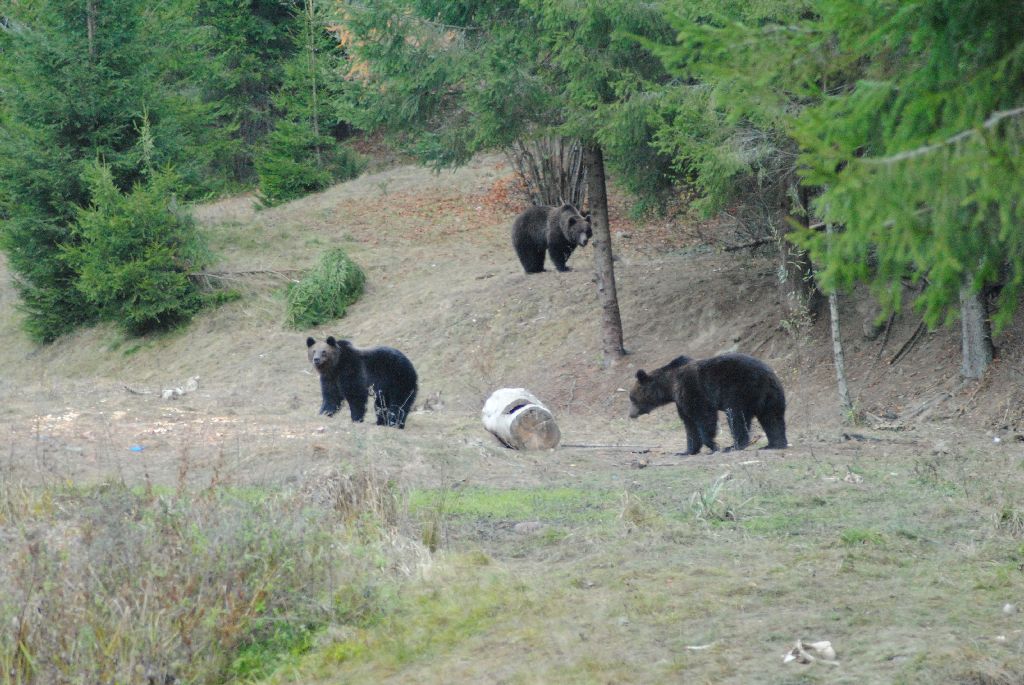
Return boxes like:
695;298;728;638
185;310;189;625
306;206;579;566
190;268;304;283
722;238;774;252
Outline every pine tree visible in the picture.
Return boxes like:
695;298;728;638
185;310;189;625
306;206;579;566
0;0;217;341
254;0;366;207
195;0;302;183
791;0;1024;379
63;164;208;336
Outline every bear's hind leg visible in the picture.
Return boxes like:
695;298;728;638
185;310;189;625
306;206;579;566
518;247;546;274
725;407;750;451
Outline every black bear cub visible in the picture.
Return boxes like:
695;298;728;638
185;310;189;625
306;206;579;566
629;353;788;454
511;203;592;273
306;336;418;428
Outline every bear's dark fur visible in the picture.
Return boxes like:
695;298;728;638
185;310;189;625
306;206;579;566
511;203;592;273
306;336;418;428
628;353;787;453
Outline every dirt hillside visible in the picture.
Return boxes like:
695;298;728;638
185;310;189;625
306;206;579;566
1;153;1022;487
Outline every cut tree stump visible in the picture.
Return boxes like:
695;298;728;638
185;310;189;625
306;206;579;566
481;388;561;450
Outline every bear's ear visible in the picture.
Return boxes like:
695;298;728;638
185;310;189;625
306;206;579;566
636;370;649;382
306;337;316;347
326;336;337;347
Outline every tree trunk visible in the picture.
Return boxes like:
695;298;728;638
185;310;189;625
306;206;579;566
825;223;853;416
779;233;819;324
86;1;97;60
584;142;625;361
305;0;322;164
780;184;820;324
959;280;993;379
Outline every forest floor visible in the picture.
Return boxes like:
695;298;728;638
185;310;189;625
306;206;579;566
2;153;1024;683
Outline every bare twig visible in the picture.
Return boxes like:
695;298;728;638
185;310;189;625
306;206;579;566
862;106;1024;166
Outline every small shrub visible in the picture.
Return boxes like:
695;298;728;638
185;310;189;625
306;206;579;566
255;120;366;207
63;163;209;336
286;248;366;329
995;505;1024;538
619;489;657;529
690;473;742;522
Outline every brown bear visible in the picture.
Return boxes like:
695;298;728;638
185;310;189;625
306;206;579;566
306;336;418;428
628;353;788;453
511;203;592;273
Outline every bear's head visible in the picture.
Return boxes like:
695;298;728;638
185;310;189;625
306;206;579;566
628;369;656;418
628;367;678;419
306;336;341;374
557;204;592;248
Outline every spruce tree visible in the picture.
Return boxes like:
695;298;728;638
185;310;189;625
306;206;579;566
792;0;1024;344
653;0;1024;378
0;0;216;341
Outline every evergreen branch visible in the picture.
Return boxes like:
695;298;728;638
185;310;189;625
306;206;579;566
862;106;1024;166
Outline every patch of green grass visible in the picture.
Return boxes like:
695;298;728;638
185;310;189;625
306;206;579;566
408;486;617;524
229;622;318;681
288;560;527;681
839;527;886;546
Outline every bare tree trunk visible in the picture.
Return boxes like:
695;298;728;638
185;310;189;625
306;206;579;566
825;223;853;415
584;142;625;361
305;0;322;164
959;280;993;379
780;185;820;323
779;233;819;323
86;1;97;60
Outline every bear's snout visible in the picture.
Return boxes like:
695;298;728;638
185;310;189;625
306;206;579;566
628;403;641;419
577;233;589;247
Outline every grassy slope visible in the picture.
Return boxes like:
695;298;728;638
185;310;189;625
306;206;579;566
2;155;1024;683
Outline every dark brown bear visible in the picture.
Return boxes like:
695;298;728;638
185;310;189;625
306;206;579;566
306;336;418;428
511;203;592;273
628;353;788;454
